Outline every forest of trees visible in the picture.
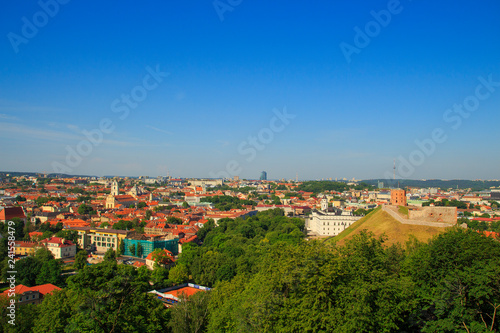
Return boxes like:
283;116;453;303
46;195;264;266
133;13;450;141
1;209;500;332
200;195;257;211
296;181;373;193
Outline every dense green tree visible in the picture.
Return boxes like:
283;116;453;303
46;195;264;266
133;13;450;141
74;250;88;270
404;228;500;332
169;263;189;285
169;291;211;333
36;259;62;285
103;248;116;262
118;239;125;256
151;265;169;287
137;243;143;257
55;229;79;245
34;262;171;332
167;216;183;225
129;244;136;256
77;203;94;215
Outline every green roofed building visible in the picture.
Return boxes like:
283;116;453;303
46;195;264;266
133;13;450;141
123;237;179;258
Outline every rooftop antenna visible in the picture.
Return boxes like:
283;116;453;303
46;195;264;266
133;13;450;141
393;159;396;181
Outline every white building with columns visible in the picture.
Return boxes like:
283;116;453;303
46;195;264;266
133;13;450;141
307;198;362;237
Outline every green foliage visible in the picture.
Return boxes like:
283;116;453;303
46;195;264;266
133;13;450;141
8;217;25;239
77;195;92;202
36;259;62;286
38;221;63;234
77;203;94;215
167;216;183;225
74;250;88;270
404;228;500;332
151;265;169;287
197;219;216;242
33;262;171;332
422;198;468;209
175;209;304;288
35;196;65;206
129;244;136;256
364;179;500;191
118;239;125;256
137;202;147;209
113;219;144;232
296;180;373;193
398;205;409;216
169;291;211;333
4;248;62;287
66;187;85;194
200;195;256;211
168;263;189;285
353;208;374;216
103;248;116;262
0;296;38;333
208;232;413;332
55;229;79;245
137;243;143;257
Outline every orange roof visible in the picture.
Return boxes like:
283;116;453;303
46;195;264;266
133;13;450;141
2;283;61;297
168;286;203;298
145;249;174;263
133;261;146;267
0;206;26;220
40;237;75;248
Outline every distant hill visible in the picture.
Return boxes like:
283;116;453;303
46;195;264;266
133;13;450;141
330;207;447;247
363;179;500;191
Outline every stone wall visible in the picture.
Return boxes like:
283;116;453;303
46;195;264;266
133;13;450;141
408;206;457;223
383;205;456;228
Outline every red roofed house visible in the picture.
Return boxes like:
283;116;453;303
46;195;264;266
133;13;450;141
145;249;175;270
2;283;61;305
149;283;210;307
39;237;77;259
0;206;26;223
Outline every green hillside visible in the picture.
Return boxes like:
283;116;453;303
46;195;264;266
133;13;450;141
331;206;447;247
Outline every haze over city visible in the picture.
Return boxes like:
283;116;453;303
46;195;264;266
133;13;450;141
1;0;499;180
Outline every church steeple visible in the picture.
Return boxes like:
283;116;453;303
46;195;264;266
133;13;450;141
111;180;119;196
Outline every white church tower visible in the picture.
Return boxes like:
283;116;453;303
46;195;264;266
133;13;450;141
321;197;328;211
111;180;119;196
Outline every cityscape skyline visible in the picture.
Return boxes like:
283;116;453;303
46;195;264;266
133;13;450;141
1;1;499;180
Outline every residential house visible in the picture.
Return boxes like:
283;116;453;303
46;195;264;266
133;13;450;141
1;284;61;305
39;237;76;259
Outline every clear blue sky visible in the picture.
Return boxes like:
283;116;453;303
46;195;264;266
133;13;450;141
0;0;499;180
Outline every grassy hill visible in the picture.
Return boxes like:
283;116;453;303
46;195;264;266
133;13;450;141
330;207;448;247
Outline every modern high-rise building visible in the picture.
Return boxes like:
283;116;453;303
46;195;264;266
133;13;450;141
260;171;267;181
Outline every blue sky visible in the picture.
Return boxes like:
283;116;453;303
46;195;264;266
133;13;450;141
0;0;499;180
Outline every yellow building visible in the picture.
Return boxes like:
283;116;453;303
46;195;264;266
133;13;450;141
68;227;130;253
14;241;38;256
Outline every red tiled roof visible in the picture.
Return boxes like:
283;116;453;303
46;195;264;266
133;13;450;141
40;237;75;248
0;207;26;220
133;261;146;267
2;283;61;297
168;286;203;298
